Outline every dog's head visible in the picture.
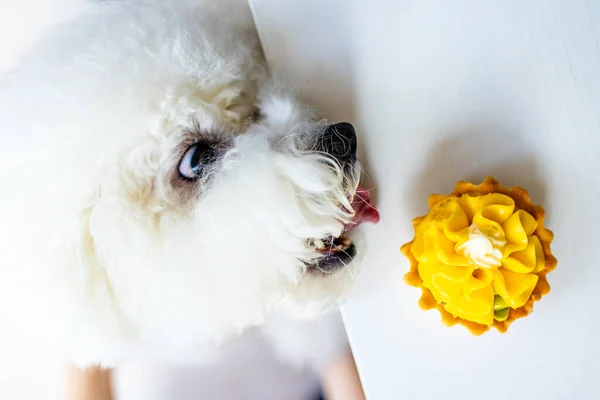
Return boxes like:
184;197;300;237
66;88;380;350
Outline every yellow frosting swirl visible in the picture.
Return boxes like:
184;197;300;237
410;193;546;326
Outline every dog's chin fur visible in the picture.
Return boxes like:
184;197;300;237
0;0;361;368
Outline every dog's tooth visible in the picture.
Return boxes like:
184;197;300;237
314;239;325;250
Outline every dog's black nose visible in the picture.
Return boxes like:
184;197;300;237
319;122;357;161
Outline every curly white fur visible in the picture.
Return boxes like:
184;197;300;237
0;0;360;370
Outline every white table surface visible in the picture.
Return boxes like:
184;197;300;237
250;1;600;399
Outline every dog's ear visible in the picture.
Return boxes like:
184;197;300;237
60;199;137;365
216;82;260;131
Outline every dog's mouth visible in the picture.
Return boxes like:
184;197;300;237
307;186;379;273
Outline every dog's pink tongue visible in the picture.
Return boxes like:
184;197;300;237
350;186;380;225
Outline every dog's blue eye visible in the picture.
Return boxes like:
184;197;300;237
178;143;217;180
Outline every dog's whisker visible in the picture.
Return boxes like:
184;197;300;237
353;192;381;213
339;259;355;281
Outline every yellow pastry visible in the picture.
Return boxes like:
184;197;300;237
402;177;556;335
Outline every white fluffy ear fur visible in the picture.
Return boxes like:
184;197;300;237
0;0;358;370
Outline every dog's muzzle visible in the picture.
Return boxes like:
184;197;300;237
306;122;379;274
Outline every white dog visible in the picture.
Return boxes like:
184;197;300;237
0;0;378;376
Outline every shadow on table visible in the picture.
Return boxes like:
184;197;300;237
407;128;548;218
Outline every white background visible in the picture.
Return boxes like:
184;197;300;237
251;0;600;399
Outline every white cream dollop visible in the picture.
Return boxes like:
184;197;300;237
456;224;506;269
